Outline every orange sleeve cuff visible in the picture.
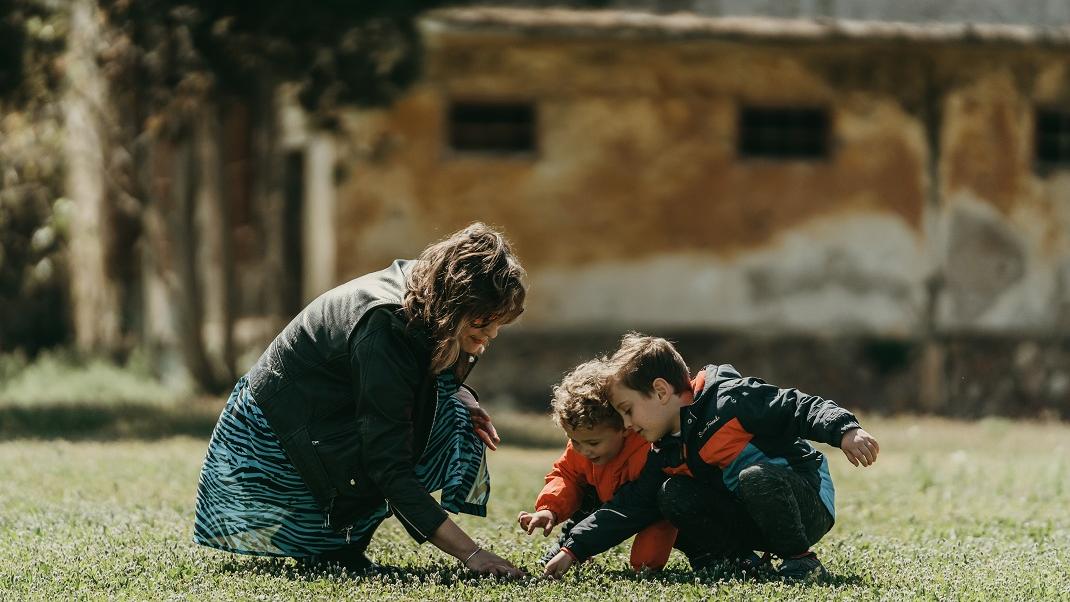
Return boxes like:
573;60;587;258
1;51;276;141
534;506;560;523
560;547;578;561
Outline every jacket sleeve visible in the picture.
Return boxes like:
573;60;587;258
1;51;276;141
727;376;861;447
351;320;447;543
559;457;664;562
534;444;587;524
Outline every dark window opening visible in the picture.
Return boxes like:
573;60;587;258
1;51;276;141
1035;108;1070;173
448;101;536;155
738;107;830;160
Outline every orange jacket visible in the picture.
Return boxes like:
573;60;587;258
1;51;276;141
534;431;677;571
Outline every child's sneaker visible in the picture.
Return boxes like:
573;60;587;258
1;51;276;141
739;551;774;574
689;551;772;578
776;551;827;582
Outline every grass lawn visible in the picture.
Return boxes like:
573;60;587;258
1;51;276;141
1;415;1069;600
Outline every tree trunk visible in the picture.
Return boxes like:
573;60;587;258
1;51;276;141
252;80;294;325
140;133;221;392
194;103;236;383
303;133;336;303
172;133;221;391
64;0;122;351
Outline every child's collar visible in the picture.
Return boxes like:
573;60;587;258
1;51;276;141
651;431;682;452
691;370;707;398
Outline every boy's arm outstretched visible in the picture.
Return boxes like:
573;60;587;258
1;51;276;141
519;445;586;536
720;367;879;466
544;458;664;578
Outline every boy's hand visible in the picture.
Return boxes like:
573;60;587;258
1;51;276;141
542;550;575;579
517;509;556;536
456;386;500;451
840;427;879;467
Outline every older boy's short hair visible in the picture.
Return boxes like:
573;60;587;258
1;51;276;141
608;332;691;396
550;359;622;431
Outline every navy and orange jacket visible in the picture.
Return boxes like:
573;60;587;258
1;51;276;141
561;364;861;562
534;431;677;570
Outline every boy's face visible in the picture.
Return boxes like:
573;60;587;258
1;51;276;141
609;378;677;442
562;422;627;466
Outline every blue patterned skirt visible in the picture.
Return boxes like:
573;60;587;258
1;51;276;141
193;372;489;557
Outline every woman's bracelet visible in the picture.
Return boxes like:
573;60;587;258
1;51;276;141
461;546;482;569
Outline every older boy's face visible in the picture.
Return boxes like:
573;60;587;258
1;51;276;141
562;423;627;466
609;379;675;442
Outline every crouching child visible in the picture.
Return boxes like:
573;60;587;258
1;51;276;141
518;359;677;572
544;333;879;582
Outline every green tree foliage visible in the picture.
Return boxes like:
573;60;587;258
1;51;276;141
0;0;69;352
98;0;436;128
3;0;441;362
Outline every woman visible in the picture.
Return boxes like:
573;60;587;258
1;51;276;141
194;223;526;577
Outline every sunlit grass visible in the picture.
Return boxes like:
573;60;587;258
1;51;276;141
1;416;1069;599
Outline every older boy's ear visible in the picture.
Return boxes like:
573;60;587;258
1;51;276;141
652;378;672;404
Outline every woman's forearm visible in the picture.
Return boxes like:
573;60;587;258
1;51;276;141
429;517;480;561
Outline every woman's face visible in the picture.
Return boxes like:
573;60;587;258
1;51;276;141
457;316;506;356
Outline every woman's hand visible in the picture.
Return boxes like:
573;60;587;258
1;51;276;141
456;386;500;451
542;550;575;579
840;427;880;467
464;548;525;578
432;517;523;578
517;509;556;536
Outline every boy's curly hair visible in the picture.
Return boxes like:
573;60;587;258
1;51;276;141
550;358;622;431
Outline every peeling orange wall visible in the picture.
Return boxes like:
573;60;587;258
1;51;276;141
331;34;1070;334
337;39;925;268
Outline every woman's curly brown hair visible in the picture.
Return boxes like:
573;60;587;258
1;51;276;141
403;222;527;374
550;358;622;432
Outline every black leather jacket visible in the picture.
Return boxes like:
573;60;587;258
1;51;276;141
247;260;473;542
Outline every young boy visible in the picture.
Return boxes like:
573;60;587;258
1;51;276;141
544;334;879;581
518;359;678;572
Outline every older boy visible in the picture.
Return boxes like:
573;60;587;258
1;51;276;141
544;333;879;581
518;359;677;572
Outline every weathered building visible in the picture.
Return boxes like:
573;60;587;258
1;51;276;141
289;8;1070;416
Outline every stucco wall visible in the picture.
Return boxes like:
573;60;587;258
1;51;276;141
321;26;1070;414
937;60;1070;333
333;36;951;336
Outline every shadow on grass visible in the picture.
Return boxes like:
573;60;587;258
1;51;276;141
219;555;866;588
0;401;222;440
601;565;867;587
0;402;562;447
217;555;476;585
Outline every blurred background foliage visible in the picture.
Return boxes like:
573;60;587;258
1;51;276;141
0;0;68;353
1;0;443;385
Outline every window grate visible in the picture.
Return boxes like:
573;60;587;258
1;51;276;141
447;101;536;155
1035;109;1070;173
738;107;830;160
